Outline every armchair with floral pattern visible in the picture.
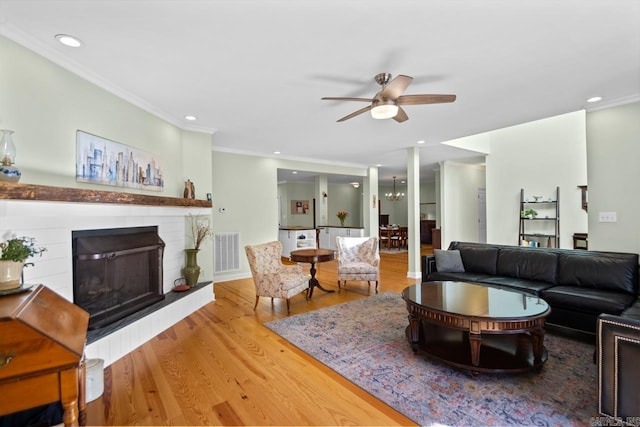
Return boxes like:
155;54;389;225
335;236;379;292
245;241;309;314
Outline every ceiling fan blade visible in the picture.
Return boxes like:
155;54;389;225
322;97;374;102
380;75;413;99
337;105;373;122
396;94;457;105
393;107;409;123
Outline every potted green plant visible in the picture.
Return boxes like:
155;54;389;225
0;236;46;290
521;208;538;219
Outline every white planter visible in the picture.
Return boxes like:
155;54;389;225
0;260;23;290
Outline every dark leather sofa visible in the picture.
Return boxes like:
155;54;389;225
421;241;639;333
597;314;640;421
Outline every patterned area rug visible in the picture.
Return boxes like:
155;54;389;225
264;292;597;426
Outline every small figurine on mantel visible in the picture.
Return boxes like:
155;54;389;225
183;179;195;199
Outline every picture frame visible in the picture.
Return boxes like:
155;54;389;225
75;130;164;191
291;200;309;215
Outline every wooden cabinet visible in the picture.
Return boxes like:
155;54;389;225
0;285;89;426
432;228;441;250
420;220;436;244
278;228;316;258
518;187;560;248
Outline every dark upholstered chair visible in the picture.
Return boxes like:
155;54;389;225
597;314;640;421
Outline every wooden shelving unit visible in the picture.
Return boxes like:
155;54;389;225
518;187;559;248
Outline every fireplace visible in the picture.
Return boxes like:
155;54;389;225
72;226;165;330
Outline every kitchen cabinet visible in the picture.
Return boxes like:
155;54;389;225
317;227;364;252
278;228;316;258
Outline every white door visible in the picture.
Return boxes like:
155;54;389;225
477;188;487;243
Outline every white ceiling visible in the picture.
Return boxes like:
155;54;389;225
1;0;639;185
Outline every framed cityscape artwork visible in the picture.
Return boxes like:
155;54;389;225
75;130;164;191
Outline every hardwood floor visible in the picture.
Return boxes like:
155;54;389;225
85;246;433;426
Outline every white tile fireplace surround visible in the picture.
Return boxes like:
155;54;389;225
0;197;213;367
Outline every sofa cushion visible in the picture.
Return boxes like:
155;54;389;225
426;271;495;283
557;252;639;295
496;248;558;284
541;286;636;315
457;247;499;275
434;249;465;273
479;276;555;295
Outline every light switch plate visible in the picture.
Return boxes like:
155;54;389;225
598;212;617;222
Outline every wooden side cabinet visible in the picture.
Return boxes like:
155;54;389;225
0;285;89;426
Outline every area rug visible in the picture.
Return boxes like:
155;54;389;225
264;292;597;426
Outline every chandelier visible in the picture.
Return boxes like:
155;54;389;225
385;176;405;201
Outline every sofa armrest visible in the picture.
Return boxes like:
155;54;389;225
421;255;437;282
597;314;640;420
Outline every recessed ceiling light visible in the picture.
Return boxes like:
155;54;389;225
184;115;197;121
292;171;298;174
273;151;280;154
376;164;382;167
587;96;602;103
417;140;425;144
55;34;82;47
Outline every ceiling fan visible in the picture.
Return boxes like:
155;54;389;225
321;73;456;123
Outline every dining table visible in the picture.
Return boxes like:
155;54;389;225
379;226;407;250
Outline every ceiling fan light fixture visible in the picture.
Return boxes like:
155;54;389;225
371;97;398;120
371;104;398;120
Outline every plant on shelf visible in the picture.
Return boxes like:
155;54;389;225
521;208;538;219
336;210;348;227
0;236;46;290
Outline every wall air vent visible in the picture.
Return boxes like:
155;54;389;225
214;232;240;273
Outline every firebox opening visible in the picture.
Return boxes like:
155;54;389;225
73;226;165;330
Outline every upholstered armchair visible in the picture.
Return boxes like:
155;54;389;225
244;241;309;314
597;314;640;421
335;236;380;292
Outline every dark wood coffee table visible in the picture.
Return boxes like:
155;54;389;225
402;281;550;374
289;248;335;298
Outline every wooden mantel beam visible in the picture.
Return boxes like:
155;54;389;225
0;182;212;208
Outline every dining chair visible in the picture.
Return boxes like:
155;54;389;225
391;226;408;249
379;227;392;250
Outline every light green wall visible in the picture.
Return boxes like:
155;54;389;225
0;35;214;278
213;151;369;280
440;162;486;248
277;181;363;228
485;110;588;248
586;101;640;253
420;181;436;220
379;183;408;226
